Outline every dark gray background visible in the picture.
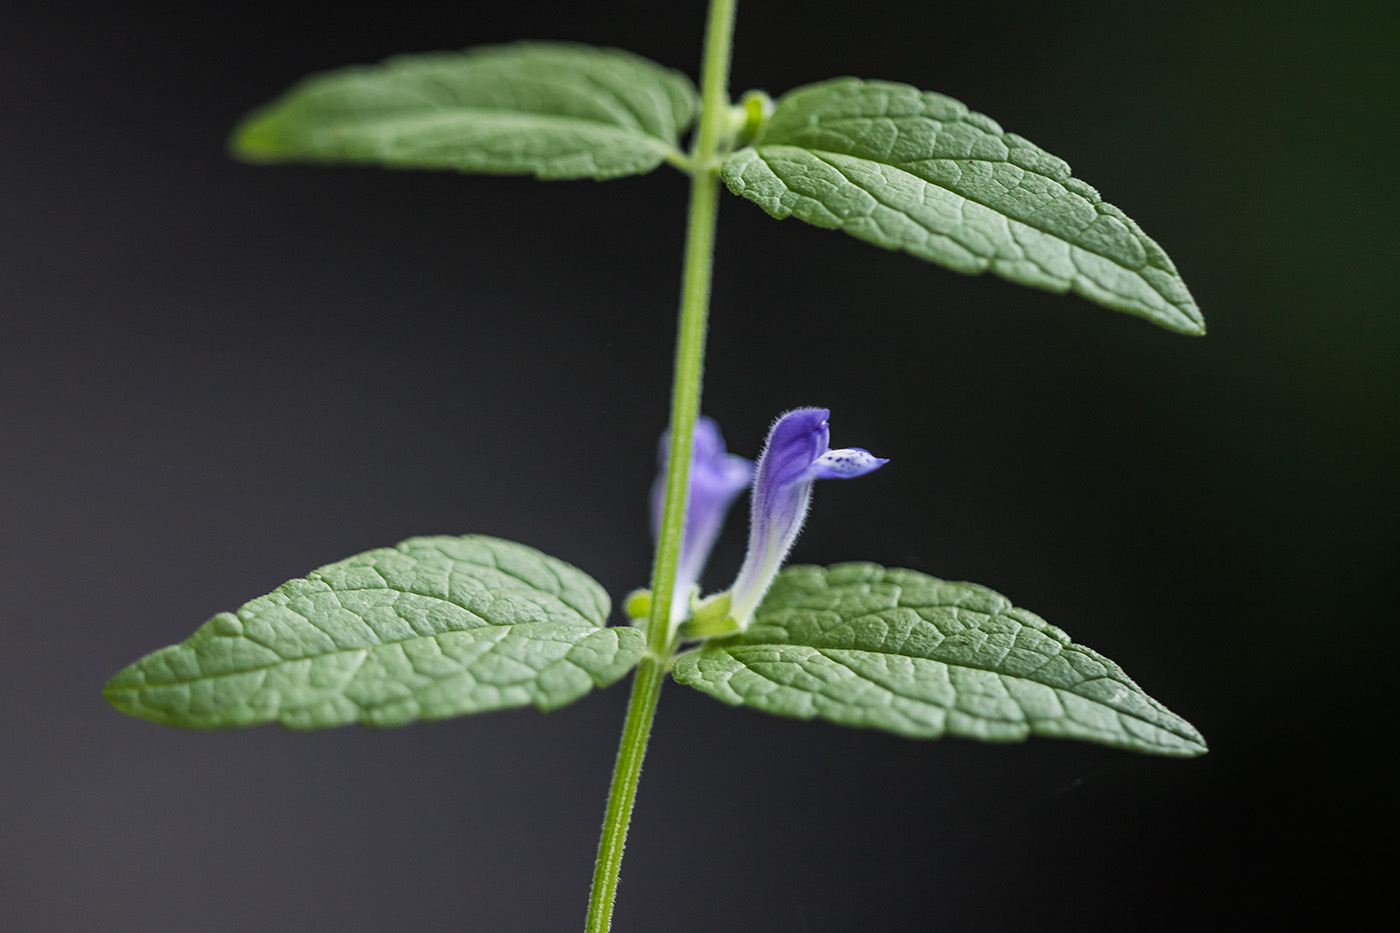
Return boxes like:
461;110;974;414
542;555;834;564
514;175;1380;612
3;1;1393;929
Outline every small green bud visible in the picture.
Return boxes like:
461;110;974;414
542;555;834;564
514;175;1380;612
623;589;652;625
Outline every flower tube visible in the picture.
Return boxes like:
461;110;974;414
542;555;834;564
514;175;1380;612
650;416;754;629
723;408;887;630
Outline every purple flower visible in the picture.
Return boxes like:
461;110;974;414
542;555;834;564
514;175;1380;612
650;416;754;627
724;408;887;629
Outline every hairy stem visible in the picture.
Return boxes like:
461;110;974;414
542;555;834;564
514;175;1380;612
583;655;666;933
583;1;738;930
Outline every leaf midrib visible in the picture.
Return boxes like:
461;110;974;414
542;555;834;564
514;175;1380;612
764;144;1141;270
730;598;1185;726
309;107;675;150
747;144;1192;326
111;620;606;690
709;641;1197;744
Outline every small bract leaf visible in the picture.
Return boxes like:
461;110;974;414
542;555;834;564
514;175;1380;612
722;78;1203;334
672;563;1206;757
105;535;644;729
234;42;697;180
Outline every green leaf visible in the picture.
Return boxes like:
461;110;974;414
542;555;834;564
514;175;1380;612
672;563;1206;757
722;78;1203;335
234;42;697;180
105;535;644;729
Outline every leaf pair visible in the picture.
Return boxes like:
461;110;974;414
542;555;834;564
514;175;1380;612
106;535;1206;757
233;42;1203;335
111;43;1211;757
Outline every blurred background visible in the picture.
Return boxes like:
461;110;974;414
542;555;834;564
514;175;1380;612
3;1;1393;929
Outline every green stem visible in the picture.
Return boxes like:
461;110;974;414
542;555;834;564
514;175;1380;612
583;655;666;933
583;1;738;930
644;0;738;659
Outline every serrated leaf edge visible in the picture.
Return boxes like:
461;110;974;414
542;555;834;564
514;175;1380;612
673;562;1207;757
722;77;1204;335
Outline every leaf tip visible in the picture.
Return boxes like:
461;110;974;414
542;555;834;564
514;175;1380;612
1146;715;1208;757
1176;305;1207;337
1133;296;1205;337
1161;738;1209;759
1150;274;1205;336
228;107;291;163
1179;725;1209;757
101;671;143;720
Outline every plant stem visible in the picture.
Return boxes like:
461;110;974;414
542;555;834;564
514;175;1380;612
583;654;665;933
583;1;738;930
644;0;739;660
